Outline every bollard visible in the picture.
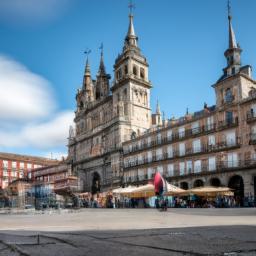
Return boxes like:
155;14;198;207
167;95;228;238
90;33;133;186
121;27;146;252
37;234;40;245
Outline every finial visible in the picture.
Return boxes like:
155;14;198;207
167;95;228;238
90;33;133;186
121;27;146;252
227;0;232;20
84;48;91;64
128;0;135;16
99;43;104;57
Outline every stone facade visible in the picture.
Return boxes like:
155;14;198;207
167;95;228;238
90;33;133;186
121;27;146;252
68;14;152;193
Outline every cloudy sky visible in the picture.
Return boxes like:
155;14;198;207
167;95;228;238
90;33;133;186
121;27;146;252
0;0;256;159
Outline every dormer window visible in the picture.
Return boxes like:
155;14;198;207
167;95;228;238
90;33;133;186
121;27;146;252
225;88;233;103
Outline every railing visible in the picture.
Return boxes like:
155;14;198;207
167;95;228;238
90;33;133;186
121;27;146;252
249;133;256;145
123;120;239;155
123;139;240;169
247;111;256;123
123;159;256;185
54;177;78;191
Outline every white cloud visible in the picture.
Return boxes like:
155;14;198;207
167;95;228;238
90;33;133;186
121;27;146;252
0;55;75;153
0;0;73;25
0;55;55;121
0;111;74;149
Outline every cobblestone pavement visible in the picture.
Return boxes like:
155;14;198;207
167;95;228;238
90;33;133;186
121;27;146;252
0;208;255;255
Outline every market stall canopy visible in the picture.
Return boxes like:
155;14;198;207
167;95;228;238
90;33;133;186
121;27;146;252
181;186;234;197
112;182;185;198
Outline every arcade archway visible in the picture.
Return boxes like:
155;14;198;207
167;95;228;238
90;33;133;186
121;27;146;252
228;175;244;205
210;177;221;187
91;172;101;195
180;182;189;190
193;179;204;188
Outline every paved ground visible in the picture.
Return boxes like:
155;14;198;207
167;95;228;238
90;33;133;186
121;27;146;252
0;208;255;255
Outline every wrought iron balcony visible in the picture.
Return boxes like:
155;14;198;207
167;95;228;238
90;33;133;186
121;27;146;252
123;139;240;170
247;111;256;123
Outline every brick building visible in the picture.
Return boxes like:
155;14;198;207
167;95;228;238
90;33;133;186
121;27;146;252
0;152;59;189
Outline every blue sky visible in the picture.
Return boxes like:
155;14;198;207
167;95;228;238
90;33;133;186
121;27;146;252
0;0;256;158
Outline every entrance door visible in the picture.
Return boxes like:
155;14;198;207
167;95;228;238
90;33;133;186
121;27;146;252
228;175;244;206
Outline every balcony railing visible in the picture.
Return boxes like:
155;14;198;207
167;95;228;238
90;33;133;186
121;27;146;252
249;133;256;145
123;123;218;155
54;176;78;192
123;139;240;169
123;159;256;185
247;111;256;123
123;119;239;155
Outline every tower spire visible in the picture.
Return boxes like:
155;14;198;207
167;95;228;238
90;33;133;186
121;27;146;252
228;0;237;49
124;0;138;49
98;43;106;75
221;0;242;79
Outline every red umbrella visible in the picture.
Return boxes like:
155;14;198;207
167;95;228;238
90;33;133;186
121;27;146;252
154;172;167;196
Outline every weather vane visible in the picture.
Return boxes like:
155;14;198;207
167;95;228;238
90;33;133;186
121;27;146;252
128;0;135;16
84;48;91;59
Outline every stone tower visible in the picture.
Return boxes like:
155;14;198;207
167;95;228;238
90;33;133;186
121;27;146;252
213;1;255;107
111;12;152;141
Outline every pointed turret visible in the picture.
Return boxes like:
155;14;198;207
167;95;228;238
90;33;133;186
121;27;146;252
95;47;110;100
156;100;161;115
82;57;94;102
98;48;106;75
222;0;242;78
123;14;139;51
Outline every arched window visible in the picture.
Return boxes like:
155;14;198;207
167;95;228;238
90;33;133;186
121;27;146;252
140;67;145;79
225;88;233;103
124;65;128;74
133;65;138;76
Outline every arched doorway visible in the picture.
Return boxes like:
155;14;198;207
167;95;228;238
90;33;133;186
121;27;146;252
180;182;189;190
228;175;244;205
91;172;101;195
193;179;204;188
210;178;221;187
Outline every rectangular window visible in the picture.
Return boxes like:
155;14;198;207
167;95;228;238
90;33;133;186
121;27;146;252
27;163;32;170
138;154;143;163
179;143;185;156
3;160;8;168
206;116;214;130
225;111;233;124
193;139;201;153
178;126;185;138
192;121;200;134
186;160;193;174
147;151;152;162
157;166;163;175
167;145;173;158
167;130;172;141
208;135;215;146
179;162;185;175
251;104;256;117
156;148;163;160
156;133;161;143
226;131;236;146
228;152;238;167
167;164;174;177
20;162;24;169
12;161;17;169
208;156;216;171
147;136;151;146
147;168;153;179
194;160;201;173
